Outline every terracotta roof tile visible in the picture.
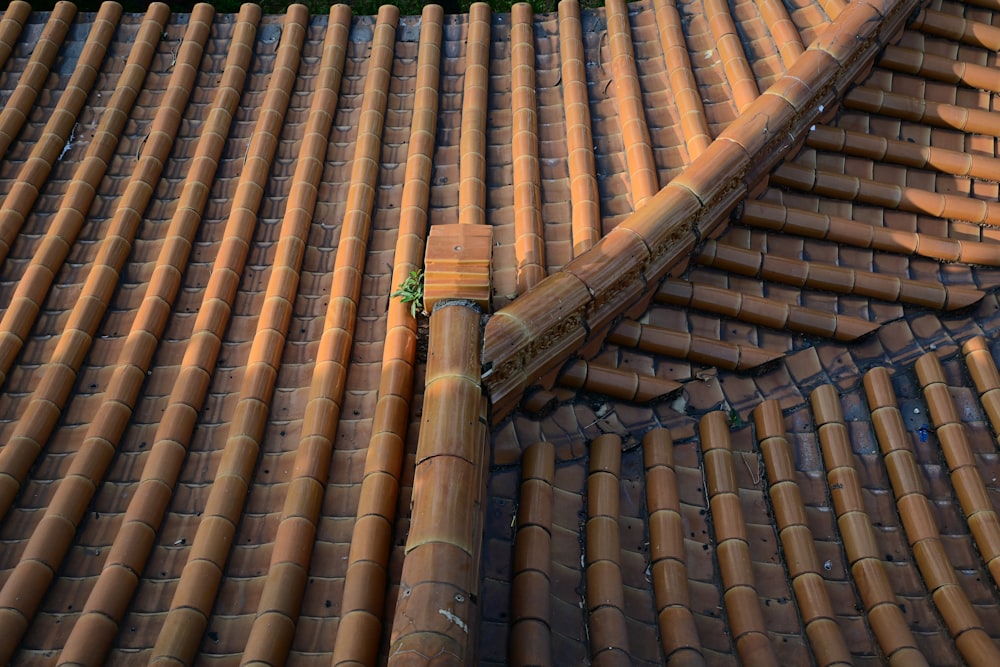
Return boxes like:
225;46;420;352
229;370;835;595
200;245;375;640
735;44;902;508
10;0;1000;661
863;367;1000;666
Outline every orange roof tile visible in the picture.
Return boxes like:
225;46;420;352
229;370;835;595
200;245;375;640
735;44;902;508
5;0;1000;663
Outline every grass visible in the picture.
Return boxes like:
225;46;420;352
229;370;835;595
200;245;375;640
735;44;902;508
391;269;425;318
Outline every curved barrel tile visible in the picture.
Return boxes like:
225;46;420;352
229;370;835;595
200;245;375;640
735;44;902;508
910;8;1000;49
55;6;290;662
558;0;601;255
697;240;985;309
642;428;705;666
699;411;779;667
704;0;759;112
809;385;929;666
963;336;1000;434
53;7;261;665
0;1;76;162
331;6;442;664
914;352;1000;590
237;6;352;665
0;2;205;526
864;367;1000;667
608;319;782;371
772;162;1000;226
0;3;168;392
606;0;658;210
147;5;368;665
6;0;1000;662
457;2;490;227
558;359;681;403
511;3;545;293
0;2;31;74
753;401;851;666
509;441;555;666
0;2;118;275
656;278;879;341
585;433;631;666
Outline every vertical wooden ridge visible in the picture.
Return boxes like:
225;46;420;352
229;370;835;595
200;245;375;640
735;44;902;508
332;5;443;664
511;2;545;293
0;1;119;269
237;6;352;666
558;0;600;256
0;0;76;161
652;0;711;161
605;0;658;210
0;2;169;391
508;441;555;666
0;2;210;528
458;2;490;226
53;5;262;665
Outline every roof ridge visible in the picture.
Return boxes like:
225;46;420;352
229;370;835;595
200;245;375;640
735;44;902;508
482;0;922;422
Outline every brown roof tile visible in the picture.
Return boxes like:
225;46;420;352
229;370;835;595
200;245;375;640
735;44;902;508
0;1;77;164
10;0;1000;661
558;0;601;256
910;6;1000;49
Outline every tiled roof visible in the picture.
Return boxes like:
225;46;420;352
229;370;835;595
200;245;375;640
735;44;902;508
2;0;1000;664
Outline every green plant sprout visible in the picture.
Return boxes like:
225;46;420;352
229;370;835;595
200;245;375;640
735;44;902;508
392;269;425;318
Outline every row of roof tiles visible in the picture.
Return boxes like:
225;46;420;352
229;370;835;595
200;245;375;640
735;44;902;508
2;0;1000;662
502;336;1000;664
